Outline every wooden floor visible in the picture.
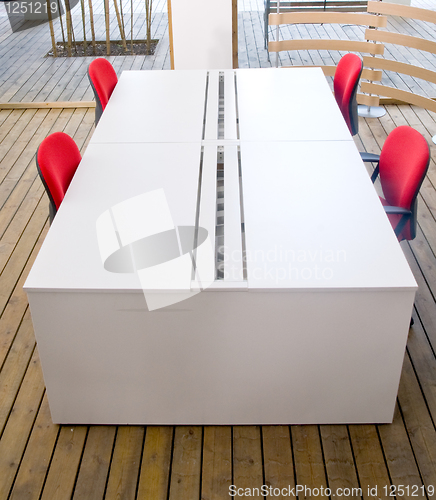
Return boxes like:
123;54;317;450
1;2;436;499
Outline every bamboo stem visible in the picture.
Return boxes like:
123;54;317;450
71;12;77;54
145;0;152;54
57;0;66;47
131;0;133;54
64;0;73;56
119;0;126;43
104;0;110;55
88;0;96;54
47;0;57;57
168;0;174;69
113;0;127;51
80;0;87;54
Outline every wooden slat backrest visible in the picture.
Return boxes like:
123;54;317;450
280;65;381;81
367;0;436;25
363;56;436;85
361;82;436;113
268;11;386;27
269;38;384;55
365;29;436;56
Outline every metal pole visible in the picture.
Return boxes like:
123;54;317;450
275;0;279;68
358;0;386;118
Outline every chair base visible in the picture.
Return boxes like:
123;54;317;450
358;105;386;119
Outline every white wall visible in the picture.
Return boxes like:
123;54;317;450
170;0;233;70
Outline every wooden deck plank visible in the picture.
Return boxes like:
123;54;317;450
0;214;48;377
233;426;263;499
0;309;37;437
0;109;54;187
401;241;436;416
291;426;328;499
0;194;47;316
72;426;116;499
8;393;59;500
201;426;232;500
397;353;436;489
348;425;391;500
320;425;360;496
104;426;144;500
168;426;202;500
0;109;38;170
262;426;295;494
0;110;73;233
0;345;44;499
137;426;173;500
39;425;88;500
377;405;426;500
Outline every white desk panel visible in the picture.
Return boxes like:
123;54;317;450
24;142;202;291
241;140;417;290
90;70;207;144
236;68;352;142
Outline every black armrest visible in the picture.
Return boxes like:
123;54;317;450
360;152;380;163
370;165;379;183
383;206;412;237
383;206;412;216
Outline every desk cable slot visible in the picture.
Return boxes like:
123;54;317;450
218;72;225;140
216;146;224;279
237;147;247;281
234;72;240;140
201;72;210;141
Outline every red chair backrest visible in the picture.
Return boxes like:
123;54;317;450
88;58;118;111
36;132;82;211
379;126;429;211
334;53;363;136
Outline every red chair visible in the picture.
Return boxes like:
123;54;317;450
334;53;363;136
370;126;430;242
88;58;118;126
36;132;82;223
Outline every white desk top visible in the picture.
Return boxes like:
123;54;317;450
241;140;416;290
90;70;208;144
90;68;352;146
25;142;202;291
25;140;416;293
236;68;352;142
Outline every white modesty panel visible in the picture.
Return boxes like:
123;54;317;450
236;68;352;142
240;140;417;290
90;71;208;144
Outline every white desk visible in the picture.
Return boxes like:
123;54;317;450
236;68;351;142
90;68;351;144
24;68;417;425
90;70;208;144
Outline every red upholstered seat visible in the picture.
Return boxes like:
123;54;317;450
36;132;82;223
334;53;363;136
88;58;118;125
375;126;430;241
